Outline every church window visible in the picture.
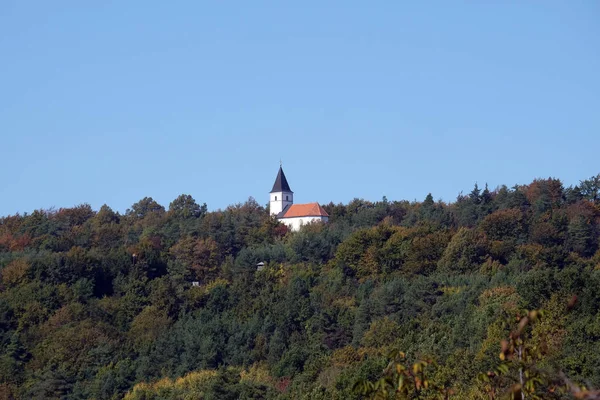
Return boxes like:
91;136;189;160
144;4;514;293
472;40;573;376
286;195;289;200
275;196;277;201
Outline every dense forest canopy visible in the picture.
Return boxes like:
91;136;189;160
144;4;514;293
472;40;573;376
1;175;600;399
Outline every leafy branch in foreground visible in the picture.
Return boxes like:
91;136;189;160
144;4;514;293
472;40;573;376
356;297;600;400
353;351;452;399
480;297;600;400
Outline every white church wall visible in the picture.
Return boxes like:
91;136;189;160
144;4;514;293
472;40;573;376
280;216;328;231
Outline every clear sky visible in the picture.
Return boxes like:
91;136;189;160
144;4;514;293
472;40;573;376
1;1;599;216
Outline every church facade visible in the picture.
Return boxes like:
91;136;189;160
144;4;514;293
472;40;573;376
269;166;329;231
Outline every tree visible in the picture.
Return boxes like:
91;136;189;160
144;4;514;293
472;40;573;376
0;332;30;385
1;258;30;287
567;216;597;257
129;306;172;350
168;194;207;220
579;174;600;204
454;184;485;227
480;209;525;242
438;227;488;273
55;204;95;227
169;236;221;282
94;204;120;225
126;197;165;220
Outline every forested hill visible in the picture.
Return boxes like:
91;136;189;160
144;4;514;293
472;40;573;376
1;175;600;399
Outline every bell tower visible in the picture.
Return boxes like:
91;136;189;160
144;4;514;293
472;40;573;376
270;165;293;215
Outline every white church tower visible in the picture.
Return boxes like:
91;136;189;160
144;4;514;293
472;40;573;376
269;166;293;216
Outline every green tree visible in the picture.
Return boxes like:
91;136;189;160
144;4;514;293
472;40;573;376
126;197;165;220
567;215;597;257
579;174;600;204
168;194;207;219
438;227;488;273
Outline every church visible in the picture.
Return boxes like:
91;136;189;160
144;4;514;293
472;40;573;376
269;166;329;231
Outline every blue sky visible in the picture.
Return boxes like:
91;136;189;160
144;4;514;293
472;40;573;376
1;1;599;216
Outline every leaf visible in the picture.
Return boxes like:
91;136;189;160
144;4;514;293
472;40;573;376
496;363;509;375
397;375;405;391
413;363;421;374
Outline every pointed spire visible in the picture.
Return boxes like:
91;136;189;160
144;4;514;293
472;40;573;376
270;166;293;193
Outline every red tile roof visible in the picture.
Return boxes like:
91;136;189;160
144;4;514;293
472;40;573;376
281;203;329;218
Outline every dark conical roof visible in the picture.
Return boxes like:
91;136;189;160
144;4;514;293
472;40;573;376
270;166;293;193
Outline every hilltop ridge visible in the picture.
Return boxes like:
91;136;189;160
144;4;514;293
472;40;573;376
0;175;599;399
